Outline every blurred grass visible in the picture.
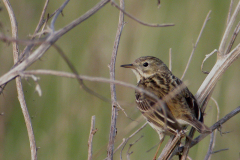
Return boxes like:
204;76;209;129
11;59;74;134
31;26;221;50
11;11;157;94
0;0;240;159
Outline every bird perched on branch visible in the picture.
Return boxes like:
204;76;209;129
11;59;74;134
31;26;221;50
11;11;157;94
121;56;211;159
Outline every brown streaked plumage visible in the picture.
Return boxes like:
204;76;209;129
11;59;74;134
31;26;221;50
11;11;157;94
121;56;211;144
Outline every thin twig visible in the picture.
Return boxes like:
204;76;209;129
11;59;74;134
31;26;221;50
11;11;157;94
146;142;159;153
204;132;215;160
227;0;234;25
225;21;240;54
50;0;70;31
126;135;144;160
204;97;220;160
88;116;97;160
22;70;166;110
211;148;229;154
201;49;218;74
33;0;49;36
52;44;110;102
0;34;46;45
19;0;63;61
107;0;125;159
114;122;147;155
110;0;174;27
205;96;220;160
2;1;37;160
181;10;211;80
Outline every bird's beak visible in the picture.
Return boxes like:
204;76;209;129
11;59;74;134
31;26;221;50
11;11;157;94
120;64;134;68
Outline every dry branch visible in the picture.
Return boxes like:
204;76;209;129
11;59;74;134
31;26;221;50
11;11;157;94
204;98;220;160
88;116;97;160
107;0;125;159
117;122;147;159
191;106;240;147
2;0;37;160
110;0;174;27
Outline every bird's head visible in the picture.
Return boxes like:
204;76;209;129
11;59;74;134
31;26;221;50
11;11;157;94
121;56;170;82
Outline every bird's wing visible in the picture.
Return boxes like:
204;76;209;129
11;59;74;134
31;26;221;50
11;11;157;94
173;77;203;122
135;91;182;134
174;79;211;133
183;89;203;122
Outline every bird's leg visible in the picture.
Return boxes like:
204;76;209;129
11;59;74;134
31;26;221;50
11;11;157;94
153;135;165;160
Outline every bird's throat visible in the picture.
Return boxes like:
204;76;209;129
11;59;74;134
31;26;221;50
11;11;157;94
132;69;141;83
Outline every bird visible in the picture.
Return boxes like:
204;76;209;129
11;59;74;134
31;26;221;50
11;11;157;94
121;56;211;159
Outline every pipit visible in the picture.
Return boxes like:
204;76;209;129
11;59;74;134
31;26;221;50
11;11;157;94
121;56;211;159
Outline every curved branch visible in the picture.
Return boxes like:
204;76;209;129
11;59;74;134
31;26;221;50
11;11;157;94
2;0;37;160
110;0;174;27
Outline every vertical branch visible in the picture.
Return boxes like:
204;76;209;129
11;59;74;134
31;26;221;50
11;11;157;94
107;0;125;159
88;116;96;160
33;0;49;36
2;0;37;160
204;97;220;160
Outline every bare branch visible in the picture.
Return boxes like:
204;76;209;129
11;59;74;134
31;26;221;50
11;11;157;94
181;10;211;80
201;49;217;74
204;132;215;160
191;106;240;147
114;122;147;155
107;0;125;159
19;0;64;61
204;97;221;160
2;1;37;160
211;148;229;154
110;0;174;27
52;44;110;102
22;69;167;110
126;135;144;159
227;0;234;24
225;21;240;54
33;0;49;36
88;116;97;160
50;0;70;31
205;97;220;160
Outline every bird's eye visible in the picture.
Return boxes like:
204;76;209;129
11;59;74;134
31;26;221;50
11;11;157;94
143;62;148;67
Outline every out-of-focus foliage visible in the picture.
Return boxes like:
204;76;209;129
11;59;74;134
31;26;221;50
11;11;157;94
0;0;239;159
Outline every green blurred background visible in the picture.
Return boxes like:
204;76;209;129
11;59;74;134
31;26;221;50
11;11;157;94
0;0;240;159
